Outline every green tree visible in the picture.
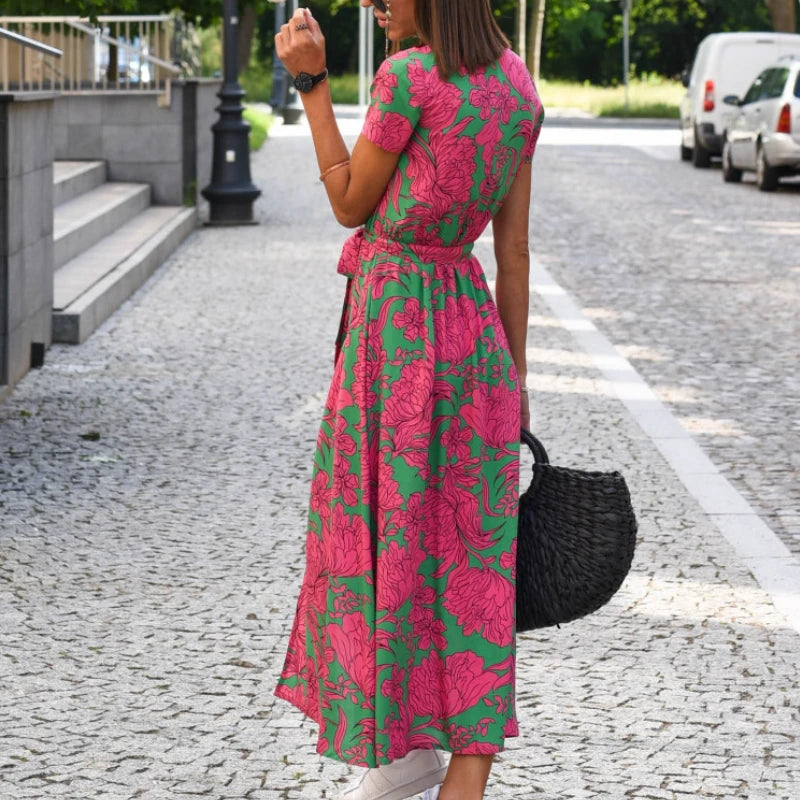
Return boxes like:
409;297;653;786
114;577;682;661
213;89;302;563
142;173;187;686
528;0;546;80
7;0;795;84
535;0;777;83
629;0;772;77
539;0;616;83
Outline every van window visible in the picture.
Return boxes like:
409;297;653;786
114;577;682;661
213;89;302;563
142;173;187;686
795;71;800;99
743;71;768;105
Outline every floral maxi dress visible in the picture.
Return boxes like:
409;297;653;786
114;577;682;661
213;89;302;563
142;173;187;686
275;46;544;767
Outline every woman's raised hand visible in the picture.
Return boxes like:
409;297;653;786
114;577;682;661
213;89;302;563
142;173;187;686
274;7;327;78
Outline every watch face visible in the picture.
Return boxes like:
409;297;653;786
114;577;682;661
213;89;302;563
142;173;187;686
295;73;313;93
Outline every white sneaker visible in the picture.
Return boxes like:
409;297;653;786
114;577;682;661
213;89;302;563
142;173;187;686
337;749;448;800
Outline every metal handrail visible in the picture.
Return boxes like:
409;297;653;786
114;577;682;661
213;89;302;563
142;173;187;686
66;18;180;74
0;15;171;23
0;26;62;58
0;15;185;97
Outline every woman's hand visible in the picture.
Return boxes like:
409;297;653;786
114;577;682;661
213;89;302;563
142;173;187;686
274;7;327;78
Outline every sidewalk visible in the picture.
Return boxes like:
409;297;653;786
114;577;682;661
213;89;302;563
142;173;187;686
1;114;799;800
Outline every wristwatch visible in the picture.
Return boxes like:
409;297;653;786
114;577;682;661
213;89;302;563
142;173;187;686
293;69;328;93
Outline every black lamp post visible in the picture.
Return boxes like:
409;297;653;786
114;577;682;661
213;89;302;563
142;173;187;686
202;0;261;224
269;0;288;110
269;0;304;124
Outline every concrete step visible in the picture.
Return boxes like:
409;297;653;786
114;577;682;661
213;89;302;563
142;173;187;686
53;161;107;207
52;206;196;345
54;182;150;270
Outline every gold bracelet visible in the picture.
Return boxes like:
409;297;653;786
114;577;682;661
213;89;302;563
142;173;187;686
319;160;350;182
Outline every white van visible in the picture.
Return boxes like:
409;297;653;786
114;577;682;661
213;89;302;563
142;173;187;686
680;31;800;167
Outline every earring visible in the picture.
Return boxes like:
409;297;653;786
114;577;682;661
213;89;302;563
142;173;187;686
384;0;392;59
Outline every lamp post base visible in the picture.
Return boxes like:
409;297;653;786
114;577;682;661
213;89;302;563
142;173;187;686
282;104;305;125
203;185;262;225
203;217;260;227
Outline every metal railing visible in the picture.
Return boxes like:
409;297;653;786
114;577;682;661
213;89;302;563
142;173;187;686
0;26;63;58
0;16;184;96
1;25;63;91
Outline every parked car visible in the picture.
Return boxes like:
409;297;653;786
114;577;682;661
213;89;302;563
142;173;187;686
721;57;800;190
680;32;800;168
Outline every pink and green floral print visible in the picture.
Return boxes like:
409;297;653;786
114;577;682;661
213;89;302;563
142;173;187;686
275;45;544;767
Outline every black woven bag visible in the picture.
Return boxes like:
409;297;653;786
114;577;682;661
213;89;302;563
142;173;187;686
516;429;638;632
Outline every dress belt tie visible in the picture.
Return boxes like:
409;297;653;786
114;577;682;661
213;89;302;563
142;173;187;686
336;228;475;279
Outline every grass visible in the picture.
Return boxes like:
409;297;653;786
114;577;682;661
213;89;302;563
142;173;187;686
243;106;273;151
537;76;684;118
598;101;680;119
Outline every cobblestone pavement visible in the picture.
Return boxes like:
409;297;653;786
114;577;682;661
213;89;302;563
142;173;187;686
1;114;799;800
533;125;800;557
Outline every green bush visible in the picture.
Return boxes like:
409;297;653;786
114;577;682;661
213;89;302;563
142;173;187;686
243;106;273;151
328;73;360;105
240;60;273;104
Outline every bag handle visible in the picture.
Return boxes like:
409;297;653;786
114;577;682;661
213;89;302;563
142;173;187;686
520;428;550;465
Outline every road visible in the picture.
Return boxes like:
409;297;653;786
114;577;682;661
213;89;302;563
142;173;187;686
533;121;799;558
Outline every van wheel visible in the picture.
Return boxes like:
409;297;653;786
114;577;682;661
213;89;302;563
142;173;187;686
722;139;742;183
680;143;692;162
692;126;711;168
756;145;779;191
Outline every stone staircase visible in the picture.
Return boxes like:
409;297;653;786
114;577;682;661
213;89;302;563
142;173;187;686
52;161;196;344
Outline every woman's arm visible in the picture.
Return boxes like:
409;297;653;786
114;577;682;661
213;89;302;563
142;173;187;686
491;161;532;430
275;8;400;228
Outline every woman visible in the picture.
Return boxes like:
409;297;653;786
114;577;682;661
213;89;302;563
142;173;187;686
274;2;543;798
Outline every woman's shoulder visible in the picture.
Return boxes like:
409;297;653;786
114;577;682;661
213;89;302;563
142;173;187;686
499;48;526;69
386;44;435;69
372;45;435;85
497;49;532;84
497;49;541;104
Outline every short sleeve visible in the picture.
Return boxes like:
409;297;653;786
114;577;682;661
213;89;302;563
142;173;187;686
362;55;423;154
521;100;545;164
498;50;544;165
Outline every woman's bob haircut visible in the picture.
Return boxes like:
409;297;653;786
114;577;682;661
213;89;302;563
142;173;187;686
413;0;509;76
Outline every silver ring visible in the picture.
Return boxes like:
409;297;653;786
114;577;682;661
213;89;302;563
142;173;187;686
295;22;308;31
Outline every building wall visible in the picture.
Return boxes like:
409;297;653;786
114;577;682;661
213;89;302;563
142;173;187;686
0;92;56;402
53;79;221;206
193;81;220;211
0;80;220;402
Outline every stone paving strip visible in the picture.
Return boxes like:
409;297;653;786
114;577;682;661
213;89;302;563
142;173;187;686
1;119;799;799
530;132;800;558
524;259;800;635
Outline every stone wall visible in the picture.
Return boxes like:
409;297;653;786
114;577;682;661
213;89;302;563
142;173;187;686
185;80;220;210
53;79;221;206
0;80;220;401
0;92;56;402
